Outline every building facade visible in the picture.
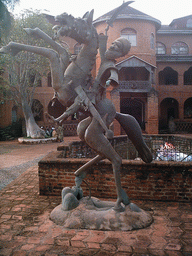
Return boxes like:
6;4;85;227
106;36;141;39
1;5;192;135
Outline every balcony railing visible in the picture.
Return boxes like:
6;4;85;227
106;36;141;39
117;81;152;92
156;55;192;62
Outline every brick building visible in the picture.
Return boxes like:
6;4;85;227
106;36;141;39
1;5;192;135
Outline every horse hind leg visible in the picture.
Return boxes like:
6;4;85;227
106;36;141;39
84;118;130;211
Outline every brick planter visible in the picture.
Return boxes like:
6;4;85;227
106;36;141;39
38;151;192;202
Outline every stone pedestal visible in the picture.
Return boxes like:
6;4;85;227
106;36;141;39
50;197;153;231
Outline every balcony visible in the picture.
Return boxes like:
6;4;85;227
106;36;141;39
117;81;152;92
156;55;192;62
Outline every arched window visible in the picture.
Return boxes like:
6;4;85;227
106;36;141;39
159;67;178;85
29;69;42;87
184;67;192;85
171;42;188;55
150;33;155;49
47;72;52;87
120;98;145;129
12;106;17;123
121;28;137;46
159;98;179;130
32;99;43;121
156;42;166;54
184;98;192;118
74;43;82;55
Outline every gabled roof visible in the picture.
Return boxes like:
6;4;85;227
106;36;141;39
158;15;192;35
93;5;161;30
170;15;192;27
116;55;156;69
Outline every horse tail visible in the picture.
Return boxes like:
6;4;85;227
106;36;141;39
115;112;153;163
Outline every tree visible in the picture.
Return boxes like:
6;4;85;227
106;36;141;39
0;0;20;41
0;0;20;102
0;10;53;138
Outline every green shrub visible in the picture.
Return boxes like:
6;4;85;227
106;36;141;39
0;119;23;141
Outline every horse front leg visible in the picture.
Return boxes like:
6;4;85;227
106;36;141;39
0;41;55;58
24;28;68;58
0;42;65;91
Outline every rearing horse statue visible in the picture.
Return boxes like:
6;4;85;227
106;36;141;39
0;3;153;211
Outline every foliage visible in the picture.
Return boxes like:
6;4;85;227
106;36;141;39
0;0;20;40
0;9;53;139
1;9;53;107
0;53;11;103
0;118;22;140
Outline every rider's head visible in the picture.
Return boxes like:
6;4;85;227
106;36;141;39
105;37;131;60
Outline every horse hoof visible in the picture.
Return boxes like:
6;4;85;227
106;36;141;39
75;172;86;187
113;204;124;212
121;189;130;205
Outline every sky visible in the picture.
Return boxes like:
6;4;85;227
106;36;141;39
12;0;192;25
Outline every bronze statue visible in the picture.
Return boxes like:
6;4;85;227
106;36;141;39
0;1;152;211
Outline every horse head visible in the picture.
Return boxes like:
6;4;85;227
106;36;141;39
53;10;95;44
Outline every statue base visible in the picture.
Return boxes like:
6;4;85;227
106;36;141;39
50;197;153;231
18;137;57;144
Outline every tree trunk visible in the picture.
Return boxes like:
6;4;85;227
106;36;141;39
22;96;46;139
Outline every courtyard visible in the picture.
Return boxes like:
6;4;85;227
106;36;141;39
0;138;192;256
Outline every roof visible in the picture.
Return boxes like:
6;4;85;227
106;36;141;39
158;17;192;35
170;15;192;27
93;5;161;30
116;55;157;69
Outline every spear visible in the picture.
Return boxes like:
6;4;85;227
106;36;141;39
105;1;134;35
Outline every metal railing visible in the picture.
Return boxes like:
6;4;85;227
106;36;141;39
64;135;192;162
141;135;192;162
117;81;152;92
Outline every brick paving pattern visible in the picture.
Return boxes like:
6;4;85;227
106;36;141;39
0;139;192;255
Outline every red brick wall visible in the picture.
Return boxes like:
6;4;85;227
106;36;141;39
95;19;157;74
39;151;192;202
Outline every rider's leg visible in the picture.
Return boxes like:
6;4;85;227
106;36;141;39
115;112;153;163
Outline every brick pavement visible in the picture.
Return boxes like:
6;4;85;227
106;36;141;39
0;139;192;255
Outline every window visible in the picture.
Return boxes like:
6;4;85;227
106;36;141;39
121;28;137;46
29;69;42;87
171;42;188;55
47;72;52;87
159;67;178;85
74;43;82;55
12;106;17;123
156;42;166;54
32;99;43;121
187;18;192;28
150;33;155;49
184;98;192;118
184;67;192;85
